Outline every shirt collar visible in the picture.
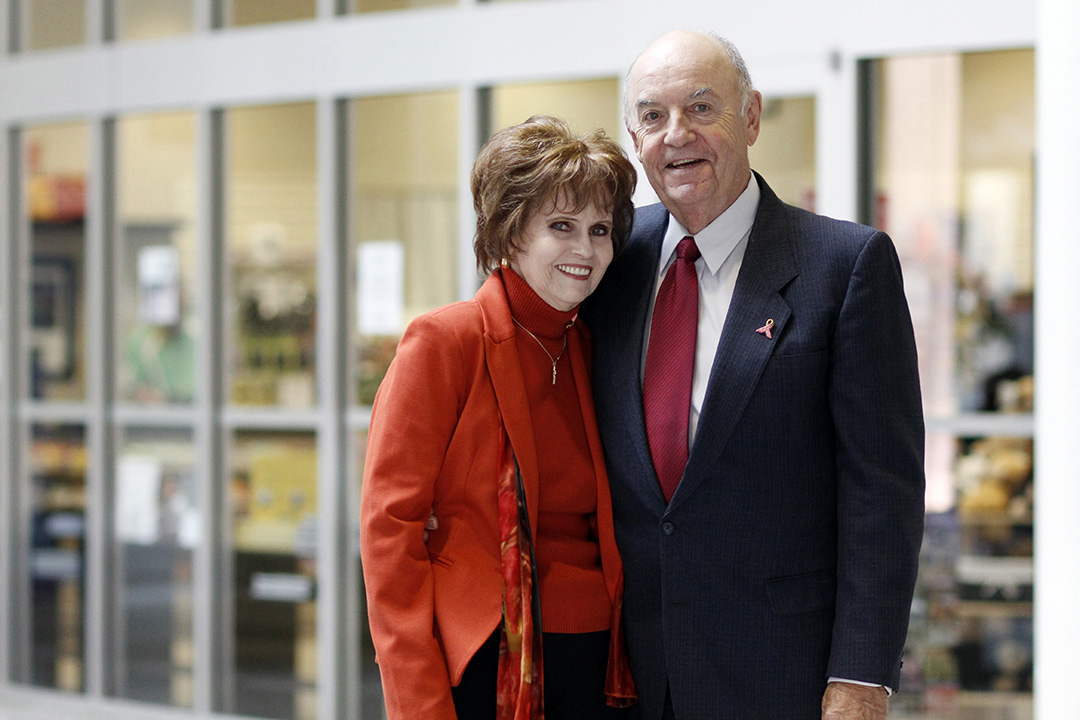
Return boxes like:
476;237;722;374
660;173;761;276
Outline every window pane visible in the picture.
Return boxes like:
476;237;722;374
225;103;317;408
227;0;316;27
489;78;621;141
869;49;1035;718
23;0;85;51
348;0;453;14
228;431;318;720
350;91;458;405
26;122;88;402
116;112;198;406
115;0;194;41
28;423;87;692
749;96;816;210
871;50;1035;417
112;427;197;706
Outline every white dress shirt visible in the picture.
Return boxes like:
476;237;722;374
642;174;759;447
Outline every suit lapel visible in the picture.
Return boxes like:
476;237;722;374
669;178;798;509
602;205;669;504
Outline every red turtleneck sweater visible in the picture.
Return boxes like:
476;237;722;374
502;269;611;634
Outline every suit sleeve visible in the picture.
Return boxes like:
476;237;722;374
359;312;469;720
826;231;926;689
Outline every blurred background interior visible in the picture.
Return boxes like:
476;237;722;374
1;0;1077;718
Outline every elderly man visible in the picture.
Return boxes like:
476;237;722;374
585;30;925;719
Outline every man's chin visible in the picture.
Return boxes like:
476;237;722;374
660;186;711;213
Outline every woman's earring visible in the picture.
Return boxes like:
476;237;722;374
500;258;509;268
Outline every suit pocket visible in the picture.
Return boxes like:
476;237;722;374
765;568;836;616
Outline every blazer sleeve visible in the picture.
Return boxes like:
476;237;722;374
826;231;926;688
359;310;471;720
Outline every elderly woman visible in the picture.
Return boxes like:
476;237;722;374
360;115;637;720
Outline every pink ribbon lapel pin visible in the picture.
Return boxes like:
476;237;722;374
755;318;775;339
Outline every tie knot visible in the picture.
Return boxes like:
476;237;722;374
676;235;700;263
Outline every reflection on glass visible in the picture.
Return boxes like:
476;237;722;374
489;78;621;142
116;112;198;405
26;123;88;402
903;434;1035;712
351;91;458;405
871;50;1035;417
749;96;816;210
870;49;1035;716
23;0;86;51
353;429;383;717
227;0;316;27
228;431;319;720
28;424;87;692
225;103;318;408
115;0;194;41
348;0;453;14
112;428;197;706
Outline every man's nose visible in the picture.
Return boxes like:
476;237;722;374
664;112;695;146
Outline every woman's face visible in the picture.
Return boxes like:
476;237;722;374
510;196;615;312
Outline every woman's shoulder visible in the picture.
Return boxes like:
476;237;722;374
410;297;483;334
396;298;486;358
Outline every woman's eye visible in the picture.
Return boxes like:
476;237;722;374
591;225;610;237
551;221;570;232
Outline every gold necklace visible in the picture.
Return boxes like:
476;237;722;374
512;317;567;385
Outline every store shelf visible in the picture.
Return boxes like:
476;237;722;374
956;601;1033;618
925;413;1034;438
896;691;1033;720
957;511;1033;527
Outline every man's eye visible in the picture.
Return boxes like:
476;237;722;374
693;103;710;113
643;111;660;122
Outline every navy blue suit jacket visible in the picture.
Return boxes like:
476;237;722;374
585;174;925;719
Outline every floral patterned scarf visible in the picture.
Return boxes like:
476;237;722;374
496;429;544;720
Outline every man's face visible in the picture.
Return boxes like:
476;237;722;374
626;33;762;234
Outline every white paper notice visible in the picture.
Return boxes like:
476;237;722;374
116;455;163;544
358;241;405;336
138;245;181;326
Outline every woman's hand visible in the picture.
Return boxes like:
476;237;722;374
423;511;438;541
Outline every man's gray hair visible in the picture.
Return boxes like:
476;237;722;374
708;33;755;116
623;32;756;128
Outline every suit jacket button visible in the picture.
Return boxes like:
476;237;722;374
661;522;675;536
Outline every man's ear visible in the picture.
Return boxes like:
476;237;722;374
745;90;763;147
627;124;644;159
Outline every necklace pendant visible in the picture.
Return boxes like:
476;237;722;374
551;364;557;385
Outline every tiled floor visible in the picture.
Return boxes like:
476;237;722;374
0;688;198;720
0;686;1033;720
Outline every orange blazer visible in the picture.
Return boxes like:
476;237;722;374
360;272;625;720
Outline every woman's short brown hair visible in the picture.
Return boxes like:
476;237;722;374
471;115;637;274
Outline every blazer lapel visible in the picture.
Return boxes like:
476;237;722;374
669;178;798;509
477;274;542;535
568;328;623;595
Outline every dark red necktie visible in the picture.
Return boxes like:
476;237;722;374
643;236;700;503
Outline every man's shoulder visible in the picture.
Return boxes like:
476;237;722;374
761;196;886;262
629;202;670;244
